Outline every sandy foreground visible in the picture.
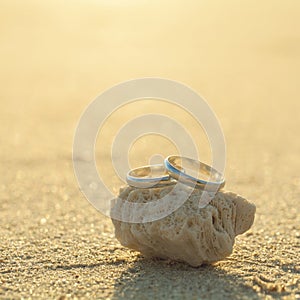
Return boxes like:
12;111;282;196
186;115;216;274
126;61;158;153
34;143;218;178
0;1;299;299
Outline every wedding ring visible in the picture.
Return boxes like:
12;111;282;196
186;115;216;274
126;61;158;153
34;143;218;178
126;164;176;188
164;155;225;191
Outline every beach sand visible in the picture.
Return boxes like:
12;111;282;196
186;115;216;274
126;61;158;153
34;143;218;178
0;1;299;298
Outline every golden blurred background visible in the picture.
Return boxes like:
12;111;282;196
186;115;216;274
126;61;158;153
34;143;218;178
1;0;300;196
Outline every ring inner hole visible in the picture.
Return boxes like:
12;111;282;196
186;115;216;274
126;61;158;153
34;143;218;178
173;158;213;181
134;165;166;179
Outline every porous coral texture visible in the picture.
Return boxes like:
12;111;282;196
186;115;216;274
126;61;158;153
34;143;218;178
112;186;256;267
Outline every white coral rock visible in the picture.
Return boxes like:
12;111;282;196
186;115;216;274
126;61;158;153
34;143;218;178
112;186;256;267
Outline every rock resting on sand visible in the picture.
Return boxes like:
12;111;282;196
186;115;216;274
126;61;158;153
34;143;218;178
112;185;256;267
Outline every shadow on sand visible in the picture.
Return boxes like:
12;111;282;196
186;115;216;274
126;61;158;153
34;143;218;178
110;257;259;300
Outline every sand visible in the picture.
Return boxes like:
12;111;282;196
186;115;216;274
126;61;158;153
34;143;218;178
0;0;299;299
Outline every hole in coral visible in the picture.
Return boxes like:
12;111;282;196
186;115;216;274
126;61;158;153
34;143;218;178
212;215;216;225
187;220;193;228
